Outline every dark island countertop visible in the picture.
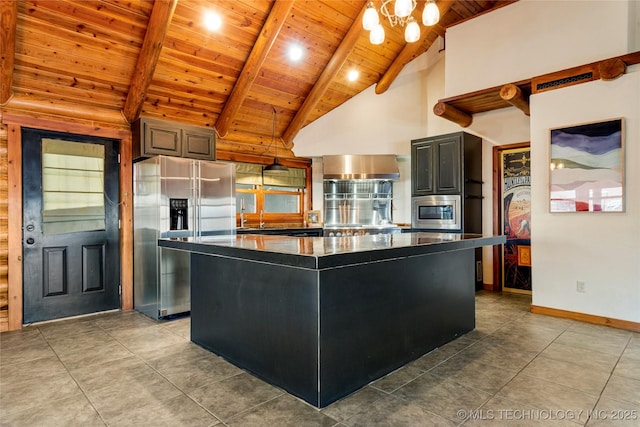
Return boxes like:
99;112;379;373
159;232;505;270
235;226;323;236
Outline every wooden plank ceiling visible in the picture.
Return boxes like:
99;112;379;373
1;0;513;158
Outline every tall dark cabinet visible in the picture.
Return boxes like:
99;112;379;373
411;131;482;233
411;131;484;288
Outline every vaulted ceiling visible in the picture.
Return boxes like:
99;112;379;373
1;0;514;158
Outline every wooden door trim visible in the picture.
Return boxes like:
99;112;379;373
7;124;22;330
5;114;132;330
492;141;530;293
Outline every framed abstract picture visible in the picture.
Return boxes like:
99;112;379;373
549;118;624;212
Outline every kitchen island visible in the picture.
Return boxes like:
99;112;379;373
159;232;505;408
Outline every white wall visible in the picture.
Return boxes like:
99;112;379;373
445;0;632;95
530;66;640;322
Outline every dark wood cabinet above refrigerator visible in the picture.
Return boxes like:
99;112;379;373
410;132;482;197
132;117;216;161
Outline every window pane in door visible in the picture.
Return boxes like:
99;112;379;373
42;139;106;235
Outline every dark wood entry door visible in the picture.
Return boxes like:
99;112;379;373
22;128;120;323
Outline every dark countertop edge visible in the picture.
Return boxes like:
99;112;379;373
160;239;317;269
236;227;323;235
158;234;505;270
317;235;503;268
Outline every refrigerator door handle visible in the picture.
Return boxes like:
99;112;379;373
193;160;201;238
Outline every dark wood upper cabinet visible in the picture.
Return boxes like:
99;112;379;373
132;118;216;161
411;132;481;196
412;142;434;194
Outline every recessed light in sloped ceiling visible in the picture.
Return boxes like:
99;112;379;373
288;43;304;62
204;11;222;31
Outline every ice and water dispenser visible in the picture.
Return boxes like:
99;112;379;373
170;198;188;231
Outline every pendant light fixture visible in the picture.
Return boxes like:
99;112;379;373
363;0;440;45
422;0;440;26
264;107;288;173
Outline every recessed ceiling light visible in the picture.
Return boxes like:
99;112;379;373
204;11;222;31
347;69;359;82
288;44;304;62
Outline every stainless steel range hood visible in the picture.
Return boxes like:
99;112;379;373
322;154;400;180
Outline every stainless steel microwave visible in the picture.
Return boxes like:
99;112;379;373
411;195;461;230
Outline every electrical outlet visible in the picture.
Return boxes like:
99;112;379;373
576;281;586;293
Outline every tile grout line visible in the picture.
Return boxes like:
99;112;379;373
99;319;226;425
37;321;109;426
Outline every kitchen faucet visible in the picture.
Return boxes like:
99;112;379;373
259;209;264;228
239;198;246;228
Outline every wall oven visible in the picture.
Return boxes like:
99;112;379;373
411;195;461;231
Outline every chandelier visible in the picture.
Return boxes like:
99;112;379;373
362;0;440;45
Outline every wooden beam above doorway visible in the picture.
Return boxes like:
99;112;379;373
434;51;640;127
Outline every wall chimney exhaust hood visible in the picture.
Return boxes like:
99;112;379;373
323;155;400;180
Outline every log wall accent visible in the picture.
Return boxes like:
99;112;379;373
0;0;17;105
0;120;7;331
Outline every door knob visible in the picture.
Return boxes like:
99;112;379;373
26;237;35;245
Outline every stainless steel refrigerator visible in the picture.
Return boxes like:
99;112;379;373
133;155;235;319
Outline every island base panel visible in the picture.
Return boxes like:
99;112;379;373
319;249;475;406
190;249;475;408
190;254;320;405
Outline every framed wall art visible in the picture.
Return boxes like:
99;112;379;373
501;146;532;293
549;118;624;212
306;210;320;225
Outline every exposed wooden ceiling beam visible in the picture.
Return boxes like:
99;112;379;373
215;0;294;139
499;83;529;115
599;58;626;81
375;0;453;95
122;0;177;123
433;101;472;127
0;0;17;105
281;3;368;147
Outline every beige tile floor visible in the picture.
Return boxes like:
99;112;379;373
1;291;639;426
